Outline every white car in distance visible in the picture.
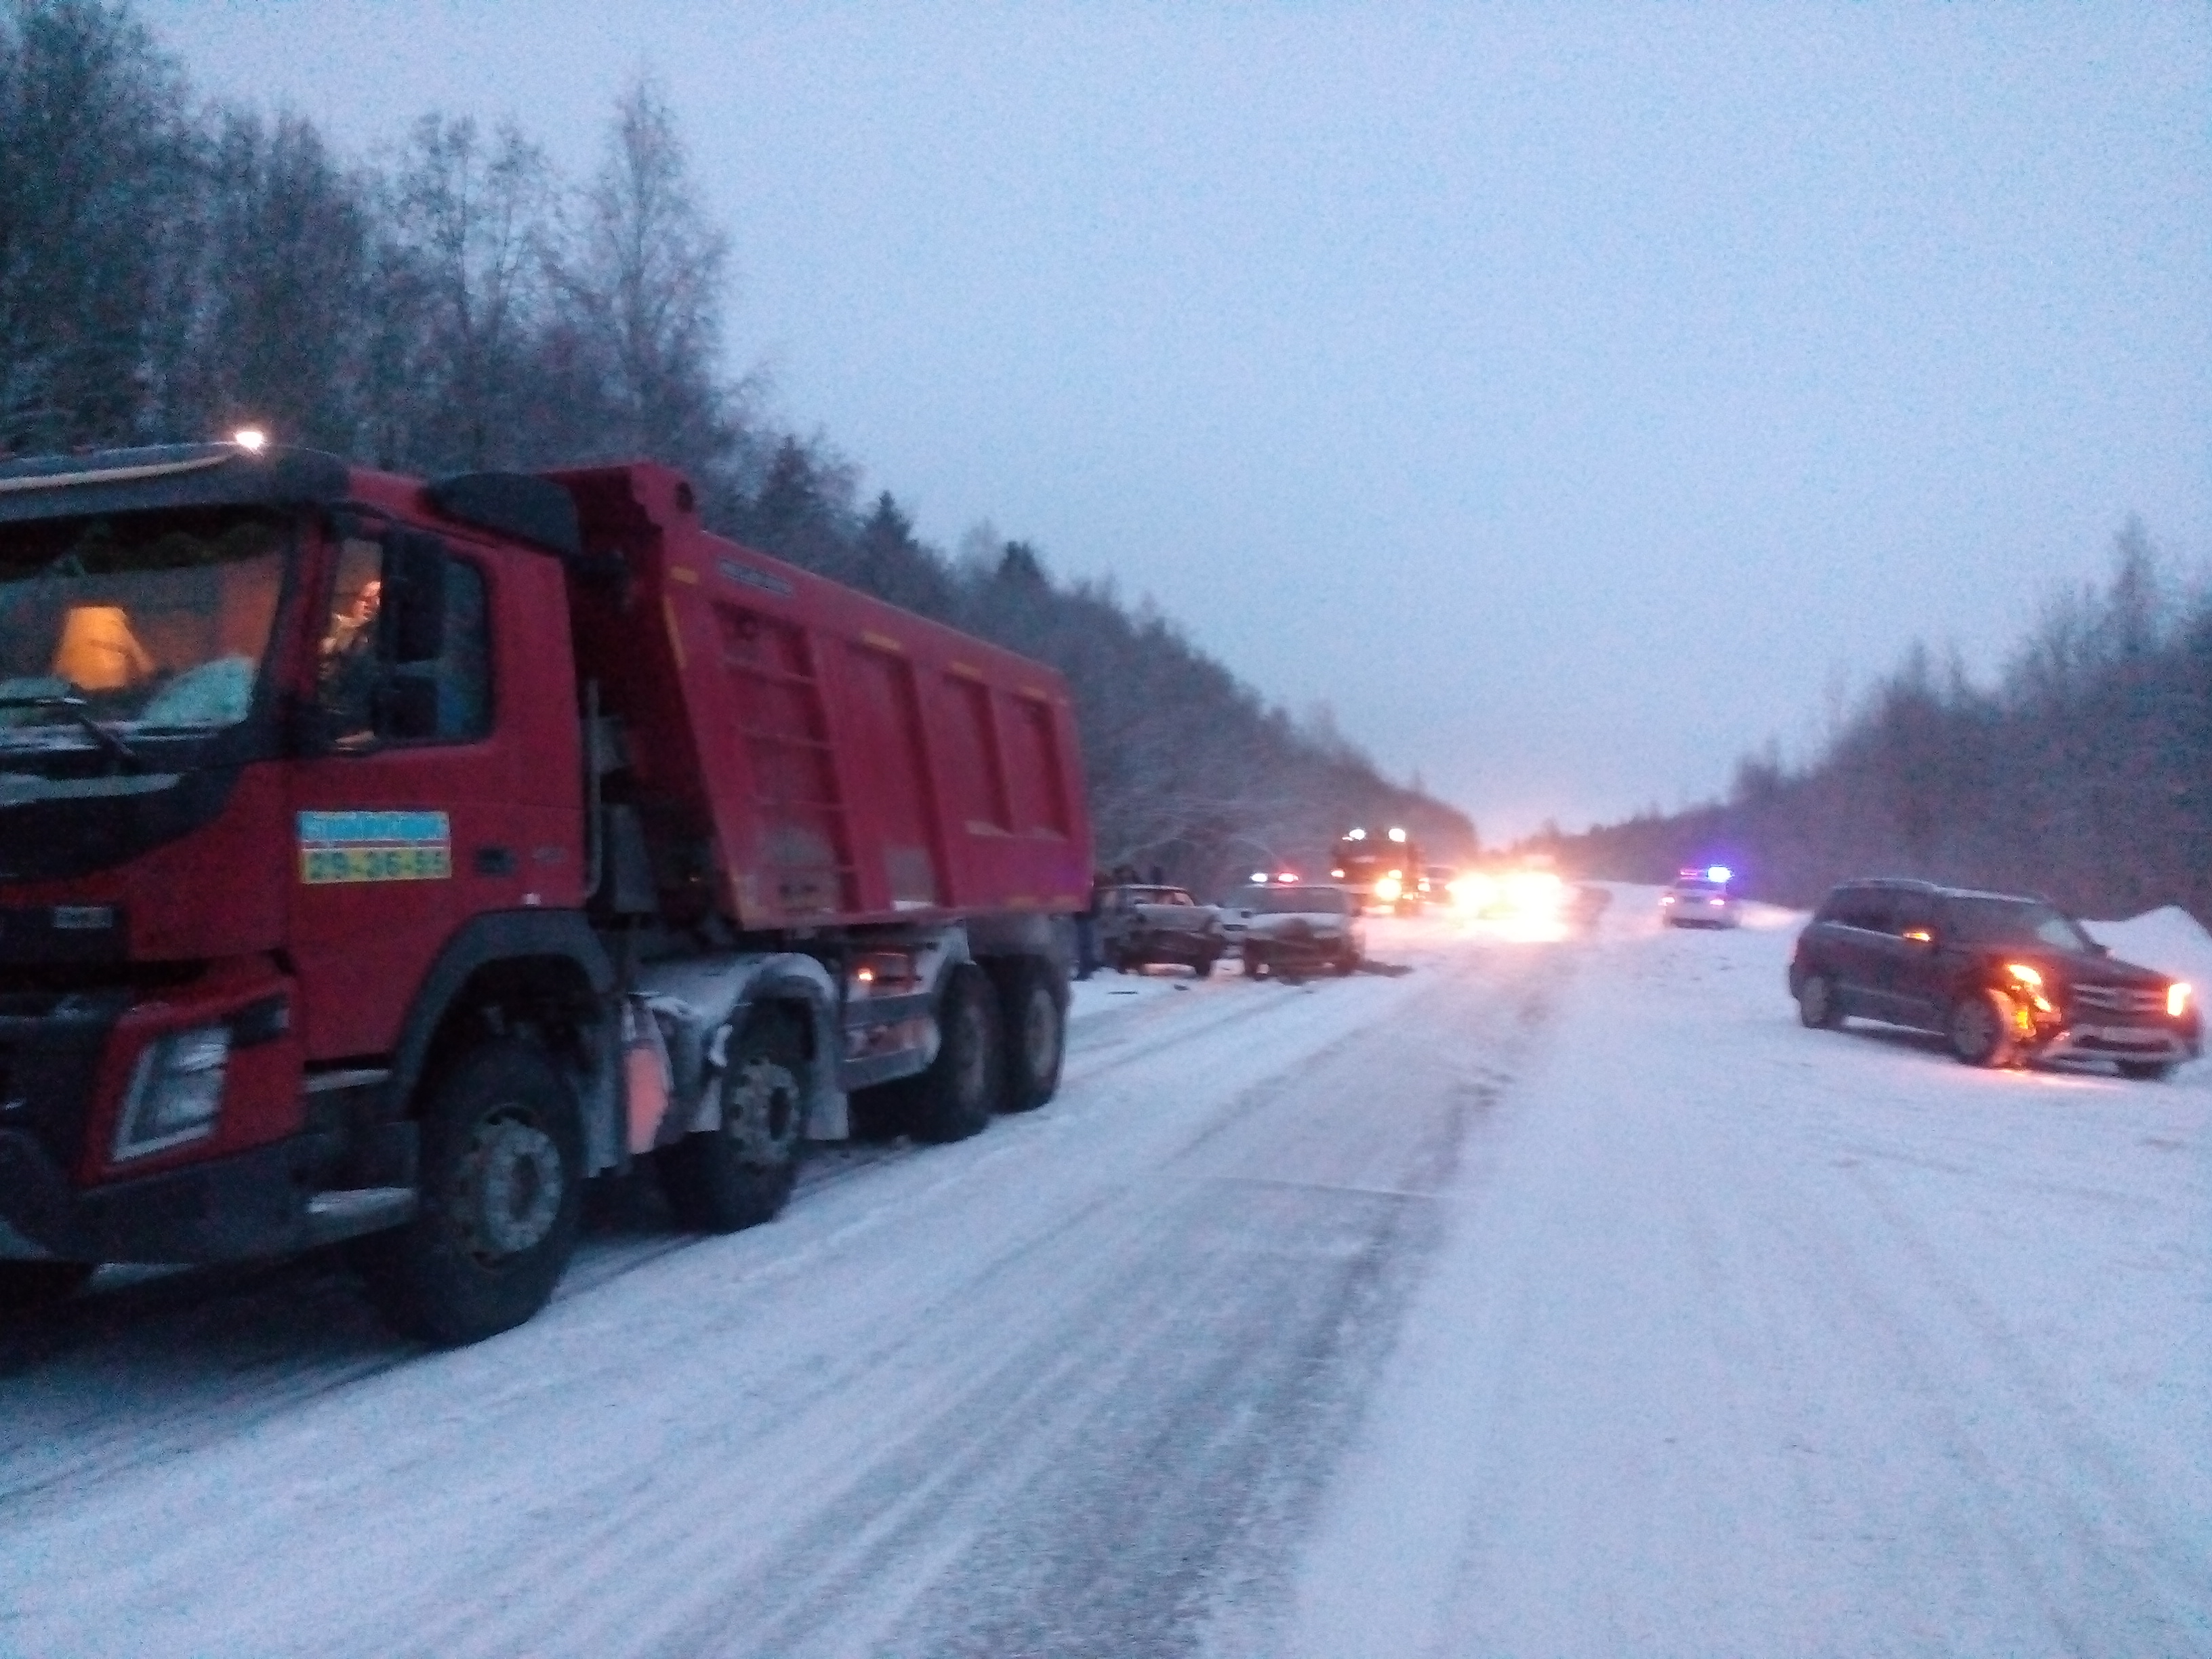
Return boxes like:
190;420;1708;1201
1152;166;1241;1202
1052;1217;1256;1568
1661;867;1742;929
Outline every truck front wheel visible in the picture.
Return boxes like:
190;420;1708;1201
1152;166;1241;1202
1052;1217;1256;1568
996;959;1065;1113
659;1008;808;1231
899;963;1003;1143
358;1038;584;1345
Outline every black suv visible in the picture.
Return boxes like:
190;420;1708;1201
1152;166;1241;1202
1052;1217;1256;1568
1788;878;2200;1079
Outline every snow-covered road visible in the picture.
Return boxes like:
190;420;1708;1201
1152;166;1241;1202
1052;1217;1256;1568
3;897;2208;1657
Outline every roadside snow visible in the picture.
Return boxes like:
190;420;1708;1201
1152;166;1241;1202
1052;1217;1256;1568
5;901;2207;1657
1276;886;2212;1658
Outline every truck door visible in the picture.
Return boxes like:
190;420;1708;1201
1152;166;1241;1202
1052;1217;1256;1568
286;530;529;1061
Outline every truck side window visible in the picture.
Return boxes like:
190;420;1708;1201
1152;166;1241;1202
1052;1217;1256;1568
317;538;384;745
316;541;492;746
434;560;491;740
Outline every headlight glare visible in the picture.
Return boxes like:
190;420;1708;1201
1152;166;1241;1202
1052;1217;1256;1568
113;1024;230;1160
2169;981;2192;1019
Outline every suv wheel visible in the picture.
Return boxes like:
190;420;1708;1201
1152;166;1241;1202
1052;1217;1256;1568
1946;989;2018;1069
1796;973;1843;1029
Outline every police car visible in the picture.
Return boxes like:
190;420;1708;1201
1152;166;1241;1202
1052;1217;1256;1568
1660;866;1742;929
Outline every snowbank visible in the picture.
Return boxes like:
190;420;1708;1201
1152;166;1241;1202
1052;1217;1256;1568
2083;904;2212;995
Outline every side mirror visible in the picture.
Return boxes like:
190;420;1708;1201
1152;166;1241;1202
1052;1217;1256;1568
380;531;449;665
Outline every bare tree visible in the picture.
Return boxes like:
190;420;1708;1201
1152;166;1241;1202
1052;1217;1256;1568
178;108;369;449
0;0;190;452
553;77;735;478
384;113;555;469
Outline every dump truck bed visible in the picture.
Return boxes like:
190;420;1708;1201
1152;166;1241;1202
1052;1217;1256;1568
556;462;1092;931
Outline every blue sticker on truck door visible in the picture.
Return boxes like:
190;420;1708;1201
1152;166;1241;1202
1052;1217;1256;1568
298;811;453;884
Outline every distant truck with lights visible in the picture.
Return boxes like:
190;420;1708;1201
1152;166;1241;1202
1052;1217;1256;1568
0;440;1091;1341
1328;826;1426;914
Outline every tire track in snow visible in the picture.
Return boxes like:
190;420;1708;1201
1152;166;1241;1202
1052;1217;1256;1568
0;933;1455;1530
0;930;1569;1659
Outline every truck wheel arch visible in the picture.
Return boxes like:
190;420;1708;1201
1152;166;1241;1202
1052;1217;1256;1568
384;912;617;1164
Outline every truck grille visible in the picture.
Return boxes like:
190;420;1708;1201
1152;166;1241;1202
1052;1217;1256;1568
2072;984;2164;1018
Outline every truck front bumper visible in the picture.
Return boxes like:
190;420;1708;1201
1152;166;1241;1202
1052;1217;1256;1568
0;1128;321;1264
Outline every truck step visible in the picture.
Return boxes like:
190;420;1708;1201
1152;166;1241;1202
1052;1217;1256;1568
302;1186;417;1246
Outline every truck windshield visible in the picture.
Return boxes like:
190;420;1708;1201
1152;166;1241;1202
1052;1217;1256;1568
0;508;287;746
1945;897;2094;954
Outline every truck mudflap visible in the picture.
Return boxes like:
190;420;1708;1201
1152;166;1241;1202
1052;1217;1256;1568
0;1126;406;1264
624;950;853;1156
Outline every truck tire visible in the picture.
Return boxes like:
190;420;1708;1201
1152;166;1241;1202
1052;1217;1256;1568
2118;1061;2174;1082
0;1261;96;1312
1242;949;1265;979
996;959;1065;1113
1193;953;1217;979
658;1007;808;1232
1946;989;2018;1069
897;963;1003;1143
357;1038;584;1345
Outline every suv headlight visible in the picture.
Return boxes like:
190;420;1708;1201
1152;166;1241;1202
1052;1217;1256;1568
113;1025;230;1160
2169;981;2193;1020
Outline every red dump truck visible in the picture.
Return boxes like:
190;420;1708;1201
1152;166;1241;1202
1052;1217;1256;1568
0;441;1091;1341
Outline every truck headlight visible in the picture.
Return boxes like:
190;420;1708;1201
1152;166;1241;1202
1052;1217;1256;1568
1374;875;1403;903
113;1025;230;1160
2169;981;2192;1019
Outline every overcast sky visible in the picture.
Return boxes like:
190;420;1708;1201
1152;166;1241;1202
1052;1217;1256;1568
142;1;2211;840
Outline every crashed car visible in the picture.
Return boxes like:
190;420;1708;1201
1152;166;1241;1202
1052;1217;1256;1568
1096;884;1225;977
1788;878;2200;1078
1240;882;1366;978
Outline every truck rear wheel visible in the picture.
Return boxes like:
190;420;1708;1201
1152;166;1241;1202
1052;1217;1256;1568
658;1008;808;1231
0;1261;96;1312
996;959;1065;1113
897;963;1003;1143
358;1038;584;1345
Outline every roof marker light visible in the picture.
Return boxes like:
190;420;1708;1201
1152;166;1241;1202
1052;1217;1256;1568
1388;826;1408;842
